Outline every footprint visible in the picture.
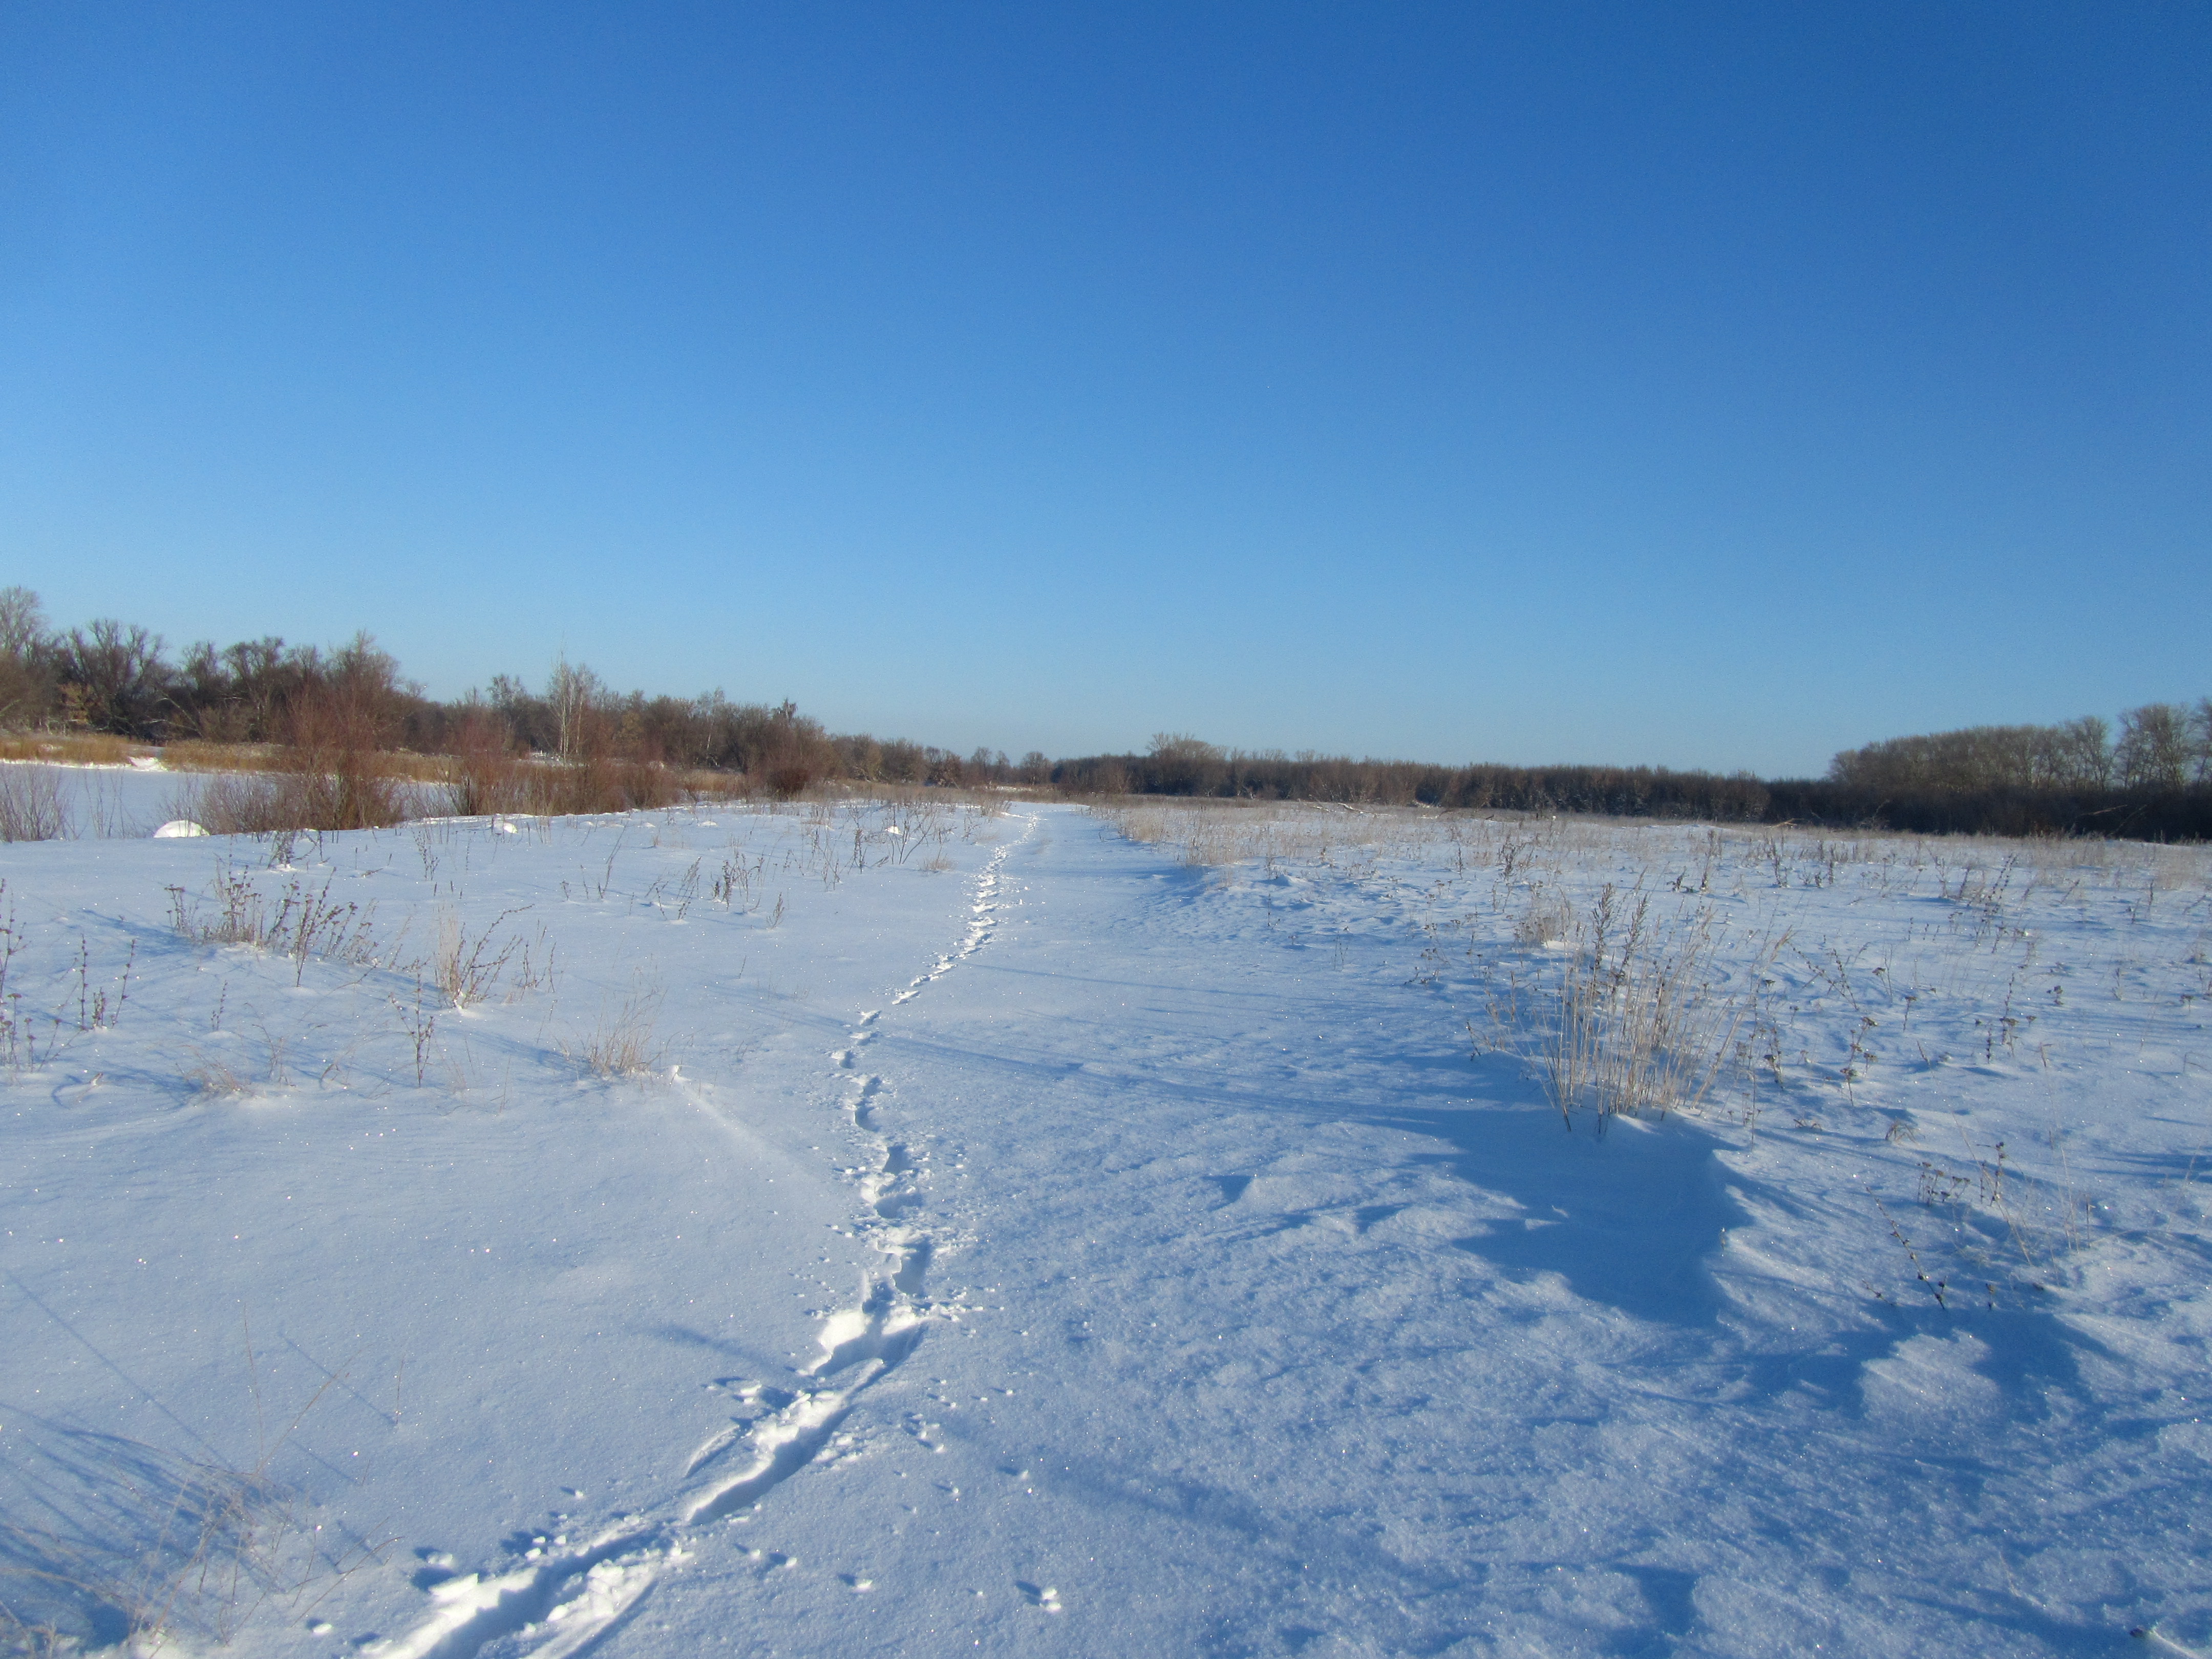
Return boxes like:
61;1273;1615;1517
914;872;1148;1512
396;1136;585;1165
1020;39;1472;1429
1016;1581;1065;1613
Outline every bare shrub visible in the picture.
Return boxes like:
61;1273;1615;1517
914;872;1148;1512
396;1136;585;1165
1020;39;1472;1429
440;708;529;817
158;646;426;834
0;765;68;841
167;772;301;836
764;760;818;799
428;906;526;1008
281;640;408;831
167;864;378;983
602;758;678;812
518;755;679;816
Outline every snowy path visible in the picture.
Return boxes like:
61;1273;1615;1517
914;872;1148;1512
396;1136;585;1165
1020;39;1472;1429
351;815;1048;1658
4;801;2208;1656
605;809;2207;1655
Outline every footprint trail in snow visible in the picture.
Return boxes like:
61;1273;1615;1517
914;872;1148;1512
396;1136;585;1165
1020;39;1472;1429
380;813;1037;1658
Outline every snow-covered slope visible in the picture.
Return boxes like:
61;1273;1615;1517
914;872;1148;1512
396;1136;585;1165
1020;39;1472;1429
4;801;2207;1656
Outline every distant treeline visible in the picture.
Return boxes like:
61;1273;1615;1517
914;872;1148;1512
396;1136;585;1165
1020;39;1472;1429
0;588;1031;793
1051;737;1773;818
1830;706;2210;794
1048;715;2212;841
4;587;2207;837
1787;706;2212;839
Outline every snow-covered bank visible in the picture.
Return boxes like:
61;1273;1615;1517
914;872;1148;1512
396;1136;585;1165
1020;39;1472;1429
4;802;2208;1656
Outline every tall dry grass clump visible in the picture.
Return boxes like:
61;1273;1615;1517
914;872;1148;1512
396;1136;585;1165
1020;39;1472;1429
1482;886;1779;1132
564;977;667;1079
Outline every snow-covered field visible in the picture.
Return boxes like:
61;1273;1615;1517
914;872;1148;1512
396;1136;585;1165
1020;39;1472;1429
4;795;2208;1657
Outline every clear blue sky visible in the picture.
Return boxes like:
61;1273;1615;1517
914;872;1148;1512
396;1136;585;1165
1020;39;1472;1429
5;3;2206;774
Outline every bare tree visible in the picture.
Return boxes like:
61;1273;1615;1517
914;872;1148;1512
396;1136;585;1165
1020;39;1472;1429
546;654;610;763
55;619;168;736
2054;715;2113;789
2116;703;2192;789
0;587;50;726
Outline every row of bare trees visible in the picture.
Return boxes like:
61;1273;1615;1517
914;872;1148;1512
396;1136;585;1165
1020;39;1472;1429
0;588;1008;809
1;588;423;749
1048;734;1776;817
1828;704;2212;795
1051;721;2212;840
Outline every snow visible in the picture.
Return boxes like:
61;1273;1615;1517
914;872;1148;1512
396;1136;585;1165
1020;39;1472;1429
3;798;2208;1656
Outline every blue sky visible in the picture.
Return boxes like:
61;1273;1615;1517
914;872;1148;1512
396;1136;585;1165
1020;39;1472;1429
4;3;2206;774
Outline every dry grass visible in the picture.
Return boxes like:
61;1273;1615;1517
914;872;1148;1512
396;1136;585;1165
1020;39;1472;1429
0;1324;384;1653
1512;887;1575;947
1099;798;1437;869
0;731;148;766
159;741;450;783
158;741;1011;824
163;773;297;836
159;741;292;775
1098;801;1793;1131
1482;892;1779;1131
564;979;667;1079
